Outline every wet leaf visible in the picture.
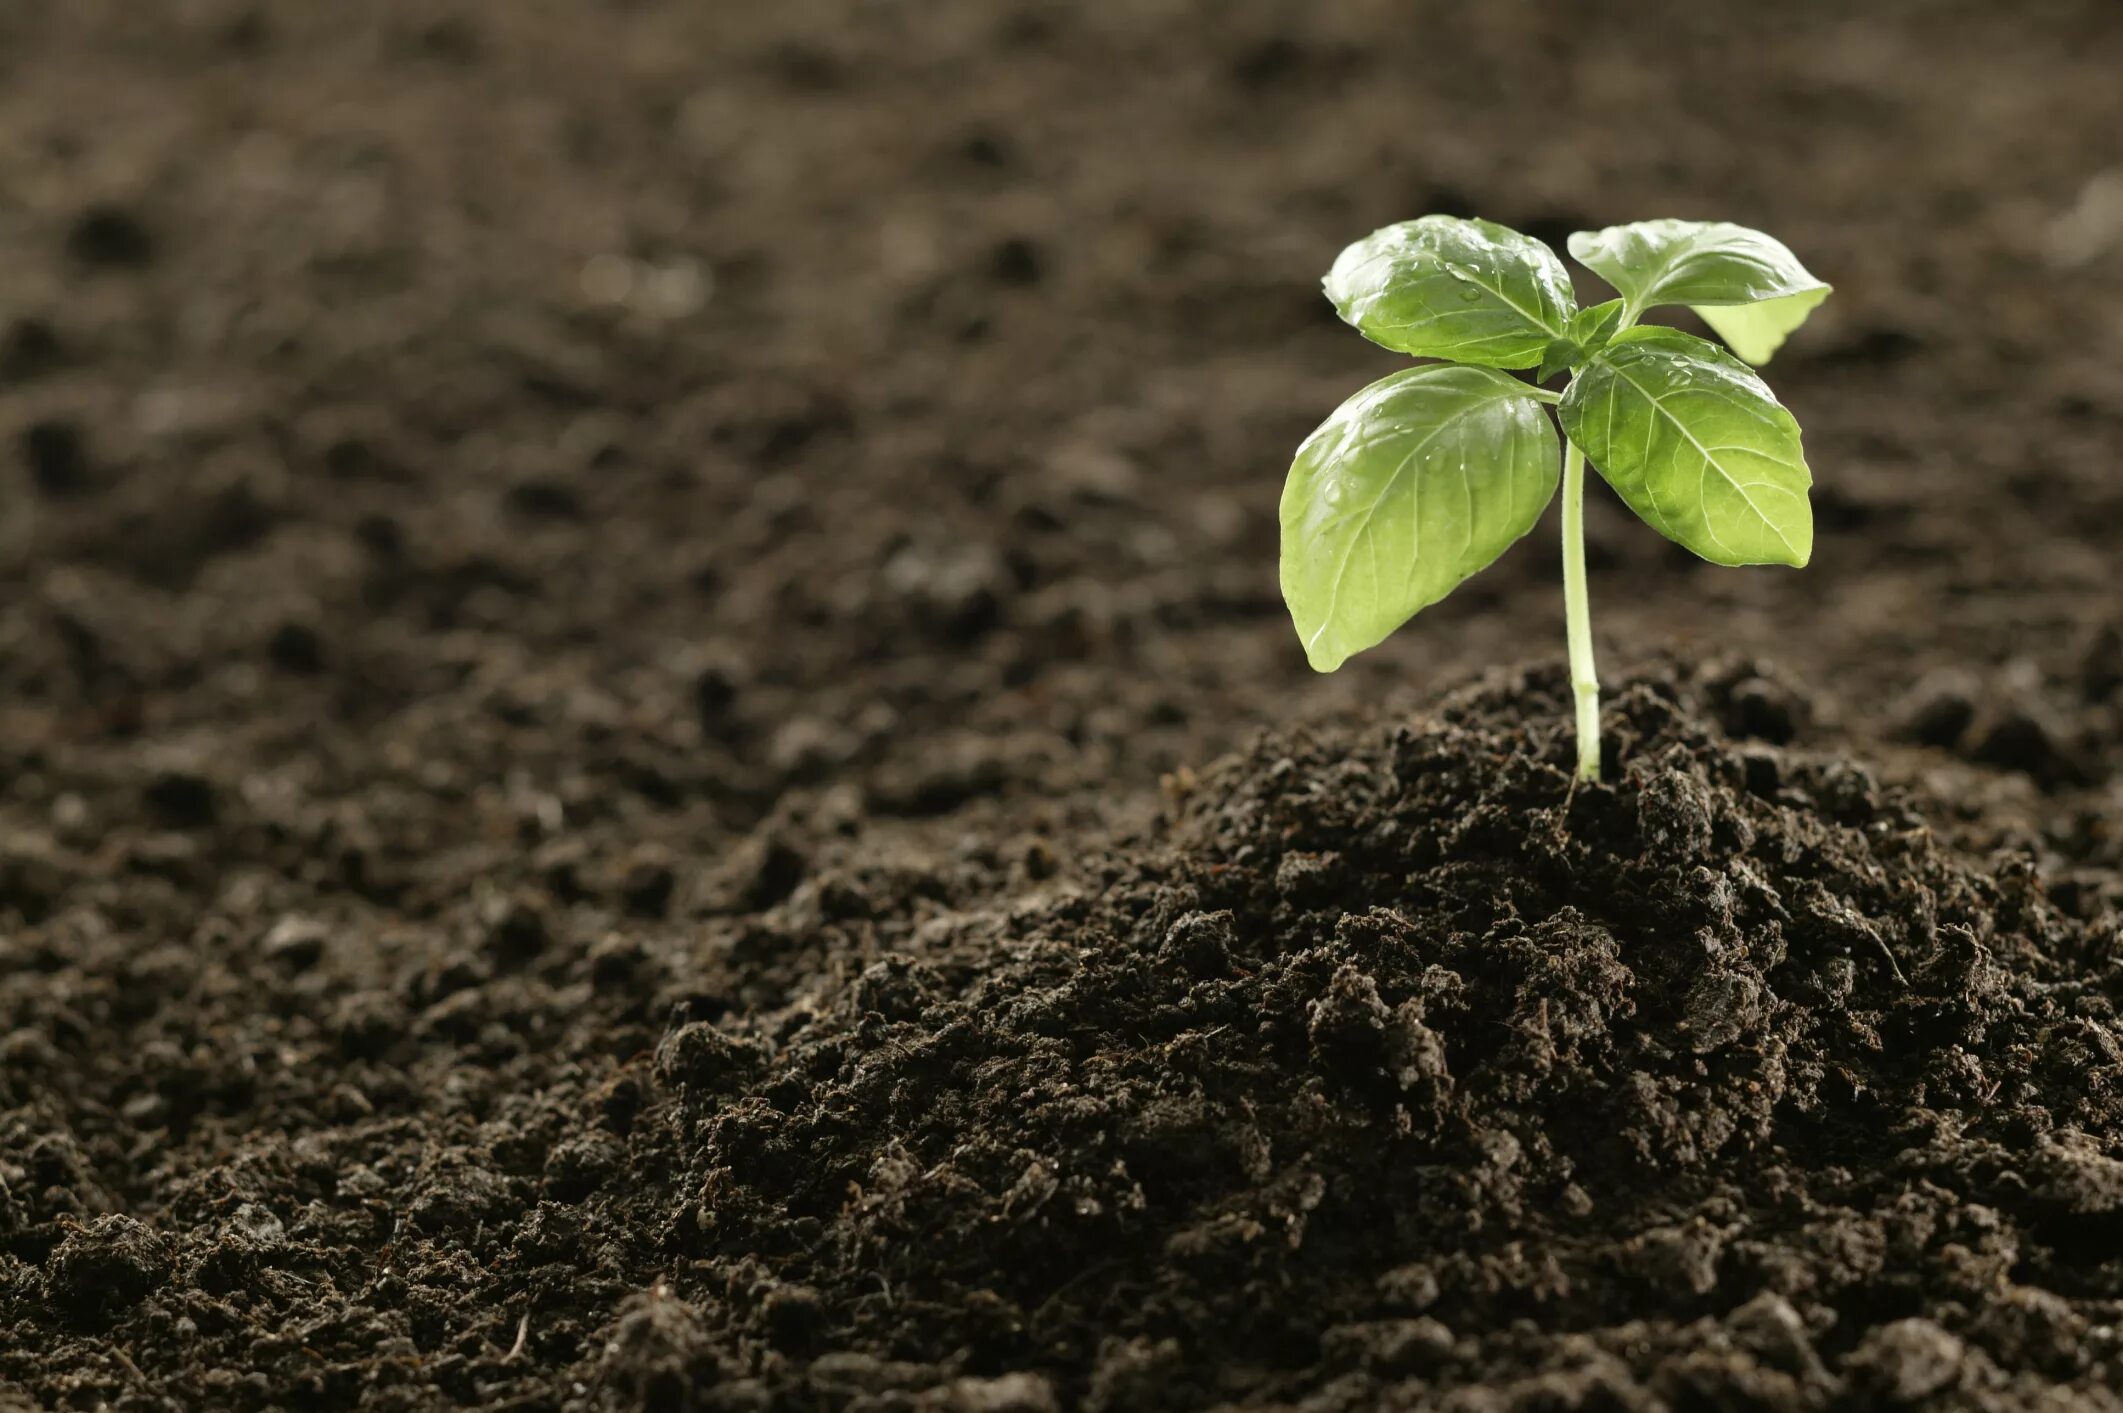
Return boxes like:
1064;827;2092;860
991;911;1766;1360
1282;364;1559;671
1560;328;1813;567
1538;298;1630;381
1570;296;1627;344
1324;216;1577;369
1568;219;1829;363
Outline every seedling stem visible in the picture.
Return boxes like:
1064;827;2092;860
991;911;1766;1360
1560;436;1601;780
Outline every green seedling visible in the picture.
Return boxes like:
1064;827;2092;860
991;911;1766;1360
1280;216;1829;780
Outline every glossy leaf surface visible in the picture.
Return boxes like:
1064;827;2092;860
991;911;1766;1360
1282;364;1559;671
1325;217;1577;369
1559;328;1813;567
1568;219;1829;363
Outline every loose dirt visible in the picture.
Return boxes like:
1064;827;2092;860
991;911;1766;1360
2;3;2121;1409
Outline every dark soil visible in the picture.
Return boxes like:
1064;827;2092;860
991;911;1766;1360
3;2;2123;1410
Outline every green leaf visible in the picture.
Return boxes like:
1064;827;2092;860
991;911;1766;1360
1282;364;1560;672
1559;328;1813;568
1565;298;1628;351
1567;219;1829;363
1536;339;1577;384
1538;298;1629;381
1324;216;1578;369
1696;288;1830;365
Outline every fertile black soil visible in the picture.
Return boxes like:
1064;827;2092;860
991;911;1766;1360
4;2;2123;1410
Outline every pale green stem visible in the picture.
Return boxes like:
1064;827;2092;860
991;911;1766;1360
1560;435;1601;781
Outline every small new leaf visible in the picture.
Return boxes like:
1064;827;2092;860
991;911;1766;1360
1565;298;1628;352
1559;328;1814;568
1282;364;1559;671
1324;216;1578;369
1538;298;1629;381
1567;219;1829;364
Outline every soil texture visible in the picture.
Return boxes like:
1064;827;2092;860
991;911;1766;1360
3;2;2123;1410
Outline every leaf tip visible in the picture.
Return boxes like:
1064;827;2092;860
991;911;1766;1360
1301;637;1347;673
1762;527;1813;569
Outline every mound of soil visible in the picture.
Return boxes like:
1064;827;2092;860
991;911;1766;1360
6;668;2121;1410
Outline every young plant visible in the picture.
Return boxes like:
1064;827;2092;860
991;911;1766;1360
1280;216;1828;780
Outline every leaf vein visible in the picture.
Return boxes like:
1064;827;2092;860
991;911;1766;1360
1608;356;1801;559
